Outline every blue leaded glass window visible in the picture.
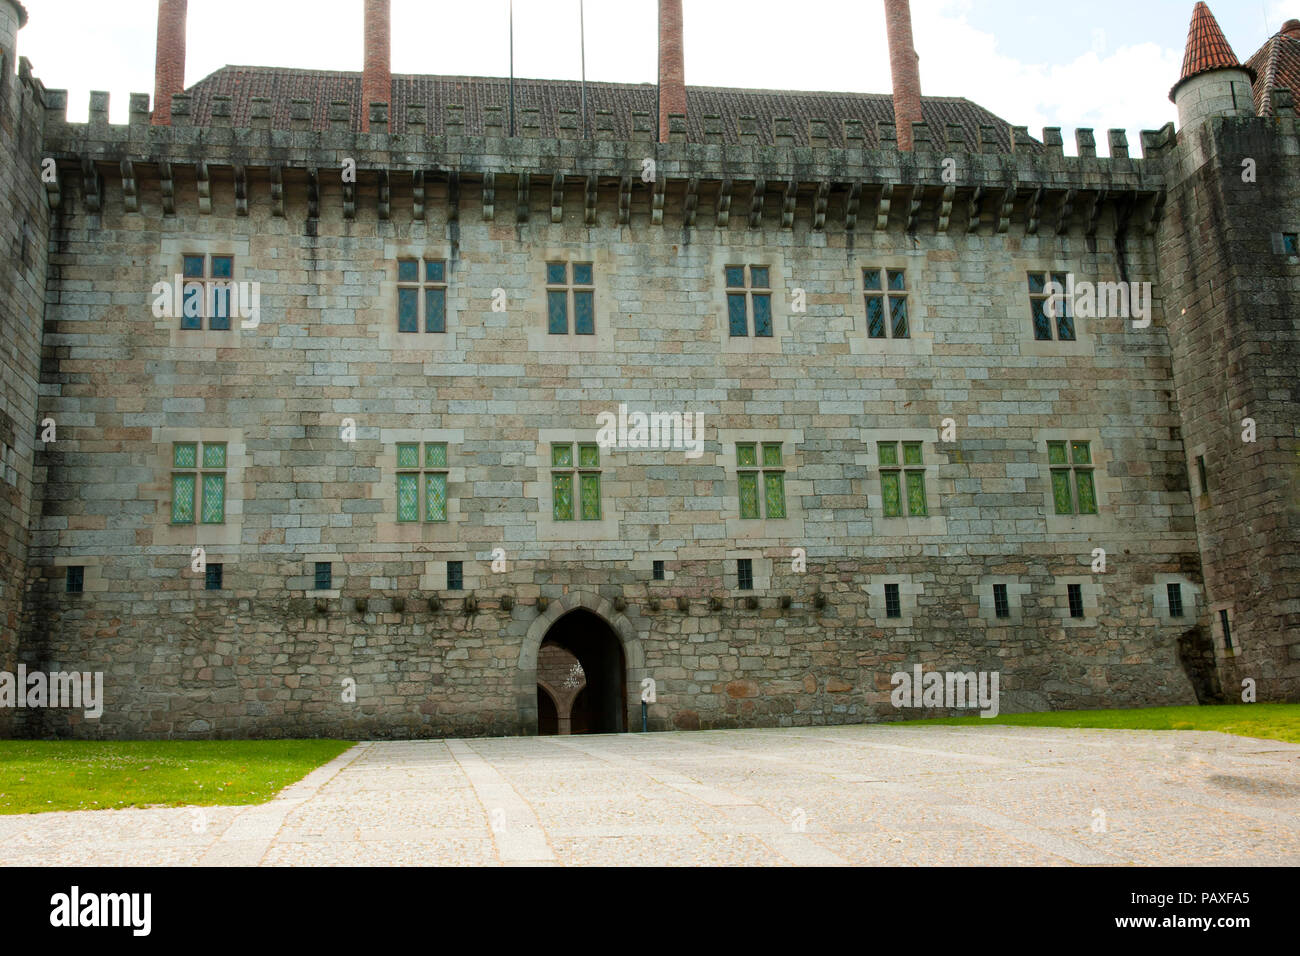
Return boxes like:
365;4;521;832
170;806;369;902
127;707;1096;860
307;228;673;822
864;268;909;339
725;265;775;338
546;262;595;336
397;257;449;334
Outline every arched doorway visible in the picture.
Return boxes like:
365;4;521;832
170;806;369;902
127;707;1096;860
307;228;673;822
537;609;627;734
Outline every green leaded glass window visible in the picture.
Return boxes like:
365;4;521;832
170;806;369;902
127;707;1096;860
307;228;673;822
171;473;195;524
551;442;602;521
726;266;774;338
397;441;450;522
397;257;449;334
1048;439;1098;515
738;442;786;519
171;441;227;525
879;441;928;517
864;268;909;339
552;473;574;520
201;474;225;523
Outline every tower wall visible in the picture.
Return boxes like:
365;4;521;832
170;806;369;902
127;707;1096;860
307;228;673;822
1157;109;1300;701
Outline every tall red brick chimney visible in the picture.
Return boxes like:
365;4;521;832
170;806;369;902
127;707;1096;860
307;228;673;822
361;0;391;132
884;0;923;150
152;0;187;126
658;0;686;143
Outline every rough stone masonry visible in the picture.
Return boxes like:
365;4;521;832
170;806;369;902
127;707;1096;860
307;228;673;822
0;0;1295;740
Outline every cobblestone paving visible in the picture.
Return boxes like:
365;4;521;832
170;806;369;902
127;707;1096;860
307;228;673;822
2;726;1298;866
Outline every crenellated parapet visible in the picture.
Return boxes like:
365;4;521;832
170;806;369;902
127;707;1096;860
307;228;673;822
36;89;1267;239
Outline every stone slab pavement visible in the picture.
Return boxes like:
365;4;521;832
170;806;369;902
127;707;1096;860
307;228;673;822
2;725;1298;866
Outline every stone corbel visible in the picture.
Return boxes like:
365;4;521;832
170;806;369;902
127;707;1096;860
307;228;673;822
81;157;101;213
412;169;425;221
443;171;456;223
1025;186;1043;235
517;172;530;223
120;159;137;213
748;178;766;228
1056;188;1075;235
195;162;211;215
618;175;633;225
270;166;284;218
585;174;599;225
159;161;175;215
996;184;1016;234
844;182;861;231
482;171;495;221
717;178;732;227
937;184;954;233
651;175;666;225
233;165;248;217
306;168;319;219
780;180;796;228
967;186;984;233
905;185;921;232
551;172;564;224
684;177;699;228
812;181;829;231
875;183;893;231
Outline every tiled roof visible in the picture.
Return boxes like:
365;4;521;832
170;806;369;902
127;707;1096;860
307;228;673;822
1171;2;1253;100
1246;23;1300;115
183;66;1034;151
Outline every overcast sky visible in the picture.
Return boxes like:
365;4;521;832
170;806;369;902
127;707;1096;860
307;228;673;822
13;0;1296;152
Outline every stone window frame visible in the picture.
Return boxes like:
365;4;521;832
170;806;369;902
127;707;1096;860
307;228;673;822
526;249;616;354
150;427;245;549
1046;439;1098;517
875;438;929;518
716;428;806;542
179;252;237;331
724;264;774;338
47;557;107;596
287;552;341;596
850;256;932;356
631;551;679;583
712;249;790;355
395;256;450;334
725;549;772;592
418;552;483;593
531;428;621;541
379;242;461;352
866;575;923;628
862;265;910;339
857;427;948;537
158;238;252;349
1015;259;1096;359
1187;440;1211;513
1033;429;1119;535
1152;573;1201;622
977;575;1032;626
169;439;228;527
1051;575;1102;628
375;428;466;545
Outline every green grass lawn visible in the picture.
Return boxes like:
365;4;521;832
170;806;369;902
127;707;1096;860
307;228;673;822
0;739;354;815
891;703;1300;744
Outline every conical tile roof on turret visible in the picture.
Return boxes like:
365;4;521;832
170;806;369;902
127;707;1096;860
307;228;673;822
1170;2;1255;101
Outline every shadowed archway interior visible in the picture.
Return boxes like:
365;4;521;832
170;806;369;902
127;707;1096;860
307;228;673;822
536;609;627;735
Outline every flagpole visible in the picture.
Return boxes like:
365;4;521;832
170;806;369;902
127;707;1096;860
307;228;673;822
509;0;516;136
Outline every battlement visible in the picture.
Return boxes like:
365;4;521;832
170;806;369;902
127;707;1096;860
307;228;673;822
35;89;1197;238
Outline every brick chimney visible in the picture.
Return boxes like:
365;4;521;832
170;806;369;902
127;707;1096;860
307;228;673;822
361;0;391;132
884;0;923;150
152;0;187;126
658;0;686;143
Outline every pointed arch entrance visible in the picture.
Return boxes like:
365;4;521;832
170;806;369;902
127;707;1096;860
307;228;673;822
517;592;645;735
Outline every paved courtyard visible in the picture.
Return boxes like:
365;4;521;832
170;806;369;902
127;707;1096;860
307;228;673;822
2;725;1298;866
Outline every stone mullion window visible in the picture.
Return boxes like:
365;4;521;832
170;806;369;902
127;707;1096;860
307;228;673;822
878;441;927;517
181;254;234;331
397;258;448;333
1048;440;1097;515
551;443;602;520
171;441;226;525
725;265;772;337
1028;271;1075;341
863;267;909;339
737;442;786;519
546;262;595;335
396;442;449;523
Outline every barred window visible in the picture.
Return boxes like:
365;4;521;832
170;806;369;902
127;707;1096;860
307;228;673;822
878;441;927;517
314;562;332;591
652;560;665;581
884;583;902;619
725;265;773;337
447;561;463;591
546;262;595;335
551;442;602;521
397;258;448;333
863;268;909;339
396;442;449;523
1028;272;1075;341
1067;583;1085;619
737;442;786;519
180;254;235;330
66;566;84;594
171;441;226;525
737;559;754;591
993;584;1010;619
205;563;223;590
1166;582;1184;618
1048;440;1097;515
